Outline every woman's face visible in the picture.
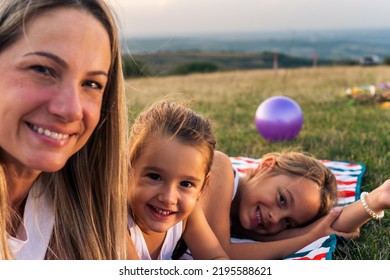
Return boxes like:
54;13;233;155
0;7;111;173
239;173;321;235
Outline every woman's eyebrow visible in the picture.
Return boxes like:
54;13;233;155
87;70;108;77
24;51;109;77
24;51;67;68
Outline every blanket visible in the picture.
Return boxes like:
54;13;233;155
229;157;366;260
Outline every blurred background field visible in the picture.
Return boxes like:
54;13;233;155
125;65;390;260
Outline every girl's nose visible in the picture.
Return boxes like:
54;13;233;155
48;84;83;122
268;209;281;225
158;183;178;205
266;209;288;235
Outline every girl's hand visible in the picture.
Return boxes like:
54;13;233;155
314;207;360;240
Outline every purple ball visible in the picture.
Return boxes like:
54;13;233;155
254;96;303;141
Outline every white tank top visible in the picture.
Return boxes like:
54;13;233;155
7;183;54;259
232;166;240;200
128;215;182;260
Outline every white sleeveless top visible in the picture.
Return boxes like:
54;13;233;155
128;215;182;260
232;166;240;200
7;183;54;259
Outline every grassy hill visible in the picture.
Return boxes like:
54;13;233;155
126;65;390;260
128;51;340;77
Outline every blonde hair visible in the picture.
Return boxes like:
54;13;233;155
0;167;11;259
0;0;128;259
249;151;338;223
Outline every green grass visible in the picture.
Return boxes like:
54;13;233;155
125;65;390;260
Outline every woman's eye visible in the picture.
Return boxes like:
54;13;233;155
31;65;52;76
83;80;103;90
179;181;193;188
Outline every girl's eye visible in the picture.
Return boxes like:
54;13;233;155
147;173;161;181
83;80;104;90
279;194;287;206
179;181;193;188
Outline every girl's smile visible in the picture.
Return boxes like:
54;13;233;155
253;205;265;228
149;205;177;218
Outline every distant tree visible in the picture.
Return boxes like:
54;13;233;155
170;61;219;75
383;57;390;65
334;59;359;66
122;55;152;78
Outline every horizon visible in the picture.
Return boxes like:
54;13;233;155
111;0;390;38
122;28;390;60
122;27;390;40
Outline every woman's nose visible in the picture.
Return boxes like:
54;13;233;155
48;84;83;122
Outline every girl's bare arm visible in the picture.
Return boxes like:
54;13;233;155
183;206;229;260
221;208;344;259
331;179;389;232
234;180;390;243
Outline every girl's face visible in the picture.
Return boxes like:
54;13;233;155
131;136;208;234
239;173;321;235
0;8;111;173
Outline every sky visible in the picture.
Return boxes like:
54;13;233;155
110;0;390;38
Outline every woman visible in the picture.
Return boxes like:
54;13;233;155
0;0;129;259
